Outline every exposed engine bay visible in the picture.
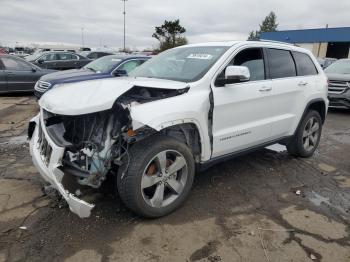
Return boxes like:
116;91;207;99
32;86;192;208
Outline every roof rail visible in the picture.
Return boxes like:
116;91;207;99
255;39;296;46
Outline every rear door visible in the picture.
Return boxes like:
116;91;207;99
56;53;78;70
266;48;313;139
211;47;274;157
1;56;37;91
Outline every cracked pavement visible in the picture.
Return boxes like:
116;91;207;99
0;95;349;262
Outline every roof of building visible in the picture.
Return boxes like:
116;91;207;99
260;27;350;43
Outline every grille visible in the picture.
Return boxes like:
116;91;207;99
328;80;349;94
35;81;51;92
37;122;52;166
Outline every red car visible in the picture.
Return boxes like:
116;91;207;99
0;48;8;54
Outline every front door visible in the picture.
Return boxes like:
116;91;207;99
211;47;274;158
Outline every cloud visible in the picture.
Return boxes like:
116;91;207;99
0;0;349;49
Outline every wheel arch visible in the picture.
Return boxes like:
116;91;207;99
304;98;327;123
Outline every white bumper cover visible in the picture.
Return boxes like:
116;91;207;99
29;114;94;218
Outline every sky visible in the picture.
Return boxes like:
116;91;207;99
1;0;350;50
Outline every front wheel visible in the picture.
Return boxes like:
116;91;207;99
117;135;195;218
287;110;323;158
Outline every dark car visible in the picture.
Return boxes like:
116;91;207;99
25;51;91;70
34;55;150;98
0;54;55;93
324;59;350;109
79;51;114;60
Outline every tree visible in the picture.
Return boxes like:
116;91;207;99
152;19;188;51
248;11;278;40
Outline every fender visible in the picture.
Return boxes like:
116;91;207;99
129;89;212;161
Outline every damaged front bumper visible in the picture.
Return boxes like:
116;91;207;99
29;113;94;218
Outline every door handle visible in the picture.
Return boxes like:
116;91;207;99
6;71;14;75
298;81;308;86
259;86;272;92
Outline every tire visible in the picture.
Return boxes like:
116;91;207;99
287;110;323;158
117;135;195;218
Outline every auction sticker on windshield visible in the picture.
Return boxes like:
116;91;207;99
187;54;213;59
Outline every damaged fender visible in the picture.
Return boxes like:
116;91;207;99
129;89;212;161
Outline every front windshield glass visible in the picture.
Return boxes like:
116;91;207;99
24;53;42;61
324;60;350;74
129;46;229;82
84;55;122;73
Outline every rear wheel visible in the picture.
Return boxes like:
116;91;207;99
117;135;195;218
287;110;322;157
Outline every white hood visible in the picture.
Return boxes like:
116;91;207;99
39;77;188;115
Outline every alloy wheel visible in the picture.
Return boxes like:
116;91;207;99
302;117;320;151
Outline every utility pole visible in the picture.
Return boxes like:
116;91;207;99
121;0;127;52
81;27;85;47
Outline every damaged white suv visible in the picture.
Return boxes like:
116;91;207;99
29;41;328;218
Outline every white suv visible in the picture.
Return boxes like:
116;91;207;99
29;41;328;218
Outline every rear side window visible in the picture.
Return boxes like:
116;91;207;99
292;52;318;76
267;49;296;79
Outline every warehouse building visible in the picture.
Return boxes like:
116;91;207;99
260;27;350;59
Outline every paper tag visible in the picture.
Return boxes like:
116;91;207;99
187;54;213;60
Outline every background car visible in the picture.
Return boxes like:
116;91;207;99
0;54;55;93
79;51;114;60
25;51;91;70
324;59;350;109
317;57;337;69
34;55;150;98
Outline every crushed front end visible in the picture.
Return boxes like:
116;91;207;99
29;105;132;218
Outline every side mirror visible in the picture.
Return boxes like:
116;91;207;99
113;69;128;77
37;59;44;64
31;67;37;72
225;66;250;83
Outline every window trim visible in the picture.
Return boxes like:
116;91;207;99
265;48;298;80
213;47;268;87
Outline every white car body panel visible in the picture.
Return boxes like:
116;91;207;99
39;77;189;115
29;41;329;218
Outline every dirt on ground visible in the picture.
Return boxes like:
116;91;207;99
0;95;349;262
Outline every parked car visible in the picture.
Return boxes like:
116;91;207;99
317;57;337;69
25;51;91;70
29;41;328;218
324;59;350;109
79;51;114;60
34;55;150;98
0;54;55;93
0;48;8;54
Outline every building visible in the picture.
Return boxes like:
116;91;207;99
260;27;350;59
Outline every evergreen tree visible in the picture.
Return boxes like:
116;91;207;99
248;11;278;40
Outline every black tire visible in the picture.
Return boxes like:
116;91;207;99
117;135;195;218
287;110;323;158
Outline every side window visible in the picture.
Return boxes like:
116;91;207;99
118;60;142;73
292;52;318;76
216;48;265;84
267;49;296;79
41;53;56;61
1;57;32;71
88;53;98;59
232;48;265;81
58;53;76;60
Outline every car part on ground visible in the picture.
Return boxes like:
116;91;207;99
29;41;328;218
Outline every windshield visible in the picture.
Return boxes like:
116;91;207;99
24;53;42;61
129;46;229;82
79;51;90;57
324;60;350;74
83;55;122;73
